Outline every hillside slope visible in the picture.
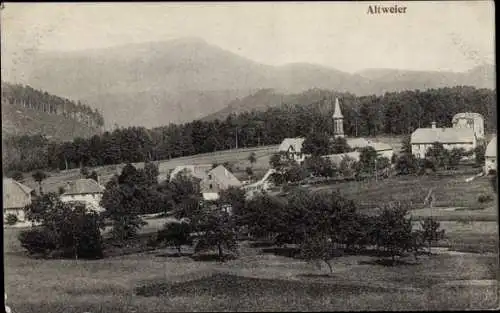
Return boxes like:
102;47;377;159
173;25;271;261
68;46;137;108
1;100;101;141
9;37;495;128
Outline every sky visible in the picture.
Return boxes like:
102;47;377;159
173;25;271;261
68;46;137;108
1;1;495;77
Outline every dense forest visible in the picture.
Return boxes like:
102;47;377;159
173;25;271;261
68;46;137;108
2;86;496;173
1;82;105;129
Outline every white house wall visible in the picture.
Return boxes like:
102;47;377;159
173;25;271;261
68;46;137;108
60;194;104;212
411;142;475;159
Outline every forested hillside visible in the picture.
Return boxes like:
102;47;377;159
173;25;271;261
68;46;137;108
204;86;496;131
3;86;495;175
1;82;105;134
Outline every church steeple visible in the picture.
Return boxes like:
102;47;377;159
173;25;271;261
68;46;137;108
332;97;345;138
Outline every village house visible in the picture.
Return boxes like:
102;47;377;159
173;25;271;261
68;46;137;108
278;138;306;164
200;165;242;201
485;136;497;174
3;178;34;222
169;164;242;201
60;178;106;213
411;121;477;159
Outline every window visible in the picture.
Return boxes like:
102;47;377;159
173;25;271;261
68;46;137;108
208;174;212;180
209;184;213;189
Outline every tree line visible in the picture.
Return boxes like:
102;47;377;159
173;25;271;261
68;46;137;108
1;82;105;128
3;86;496;174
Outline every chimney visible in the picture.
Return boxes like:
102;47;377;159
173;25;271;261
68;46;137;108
97;175;101;185
431;122;436;129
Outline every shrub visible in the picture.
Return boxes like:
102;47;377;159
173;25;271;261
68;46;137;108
5;214;18;225
18;228;57;256
10;171;24;182
20;194;104;259
477;194;493;203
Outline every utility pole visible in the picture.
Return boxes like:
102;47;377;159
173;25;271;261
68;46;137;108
235;127;239;150
374;157;378;182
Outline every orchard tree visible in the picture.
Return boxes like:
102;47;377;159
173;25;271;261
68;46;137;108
302;132;331;156
304;156;337;178
330;137;351;154
248;152;257;165
32;170;48;195
299;234;337;275
359;147;378;175
418;217;445;254
395;153;418;175
157;220;192;255
245;166;254;179
143;161;159;186
372;203;414;263
193;209;238;261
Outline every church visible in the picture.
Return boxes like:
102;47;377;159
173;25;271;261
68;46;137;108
278;98;394;163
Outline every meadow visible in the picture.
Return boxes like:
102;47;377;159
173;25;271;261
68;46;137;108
4;224;498;313
311;170;496;209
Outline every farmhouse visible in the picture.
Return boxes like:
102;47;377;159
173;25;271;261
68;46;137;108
452;112;485;140
485;136;497;174
3;178;34;222
60;178;105;213
201;165;242;201
411;122;477;159
278;138;306;164
169;164;242;201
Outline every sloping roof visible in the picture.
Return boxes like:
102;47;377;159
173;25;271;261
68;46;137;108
62;179;104;195
3;178;33;209
346;138;393;152
411;127;475;144
208;165;242;188
278;138;305;153
486;136;497;157
323;151;361;166
346;138;371;149
169;164;213;181
333;98;343;118
452;112;484;122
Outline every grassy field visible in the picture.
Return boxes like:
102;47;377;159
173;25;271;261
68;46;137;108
4;225;498;312
312;171;496;209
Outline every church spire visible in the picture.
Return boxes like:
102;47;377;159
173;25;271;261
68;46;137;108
333;97;343;119
332;97;345;138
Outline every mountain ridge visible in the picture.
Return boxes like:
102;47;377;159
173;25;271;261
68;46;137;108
5;37;495;129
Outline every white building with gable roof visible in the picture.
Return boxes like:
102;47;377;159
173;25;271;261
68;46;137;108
411;121;477;159
60;178;106;212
